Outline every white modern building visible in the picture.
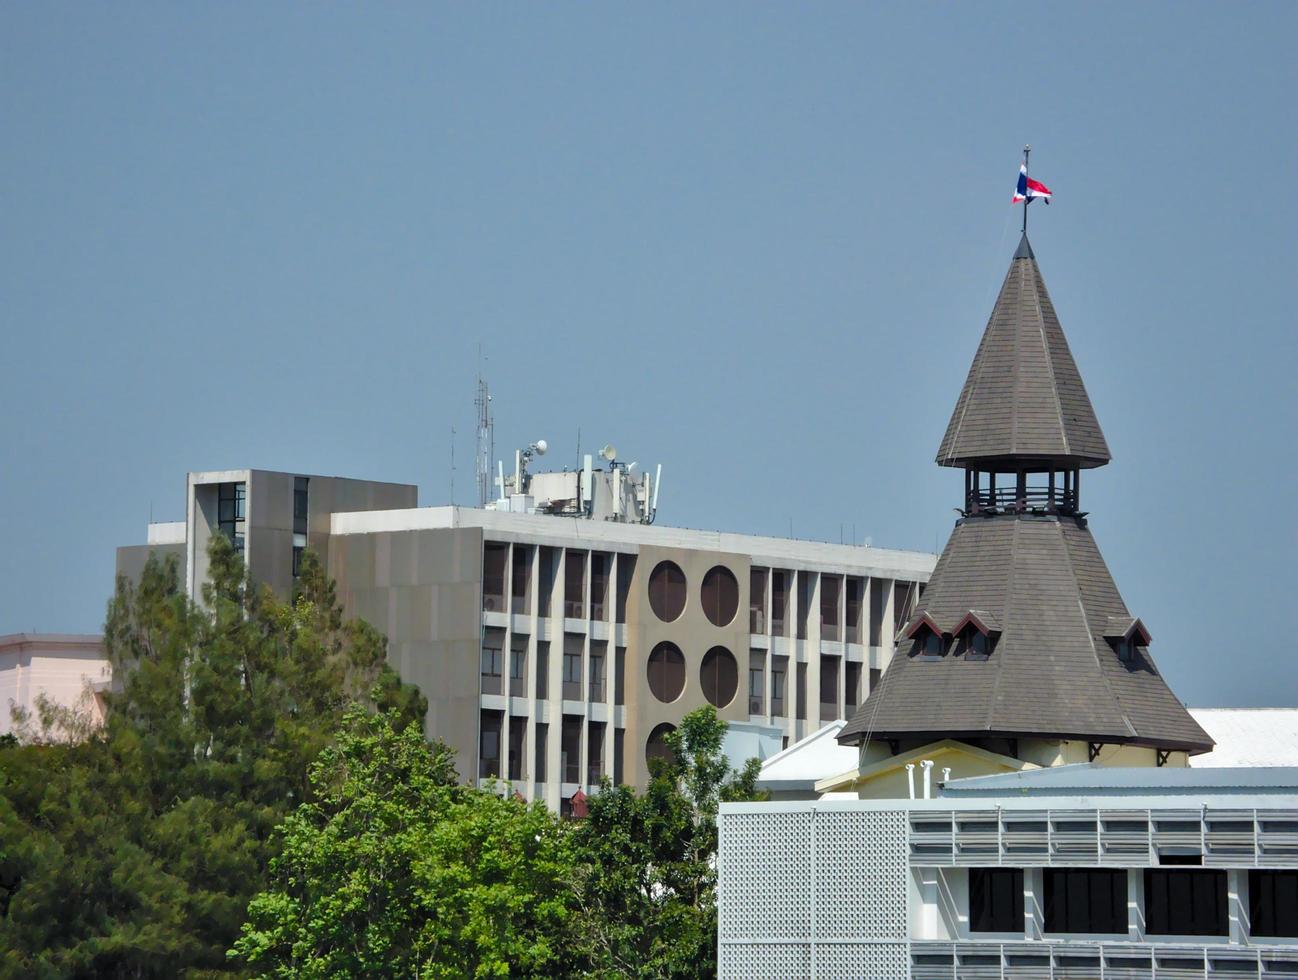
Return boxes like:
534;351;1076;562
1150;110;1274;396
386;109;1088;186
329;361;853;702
718;766;1298;979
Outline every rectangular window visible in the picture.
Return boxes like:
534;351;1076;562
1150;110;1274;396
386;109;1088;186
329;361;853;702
819;655;839;719
483;542;507;612
894;580;916;634
1250;870;1298;938
509;634;528;698
480;627;505;695
820;575;841;641
217;481;247;554
1144;869;1228;936
510;544;530;612
478;710;502;778
796;572;813;640
844;661;861;713
538;547;557;617
748;654;764;714
508;720;526;781
750;567;768;633
535;641;549;700
589;642;607;702
845;577;864;644
614;646;626;706
796;662;807;720
771;656;787;716
869;578;887;646
534;722;548;783
292;476;308;577
587;721;605;783
590;553;610;621
564;550;586;619
613;728;625;785
561;715;581;783
562;634;583;700
869;666;881;693
970;868;1024;933
771;571;789;637
1043;869;1127;934
615;554;636;623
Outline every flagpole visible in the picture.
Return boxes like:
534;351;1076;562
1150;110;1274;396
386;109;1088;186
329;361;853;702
1022;144;1031;235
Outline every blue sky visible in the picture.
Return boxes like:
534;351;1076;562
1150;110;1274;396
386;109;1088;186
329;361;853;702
2;4;1294;707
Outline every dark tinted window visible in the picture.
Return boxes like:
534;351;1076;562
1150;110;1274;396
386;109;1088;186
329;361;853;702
483;543;507;612
1043;869;1127;934
645;723;676;767
647;642;686;702
648;561;687;621
1145;869;1227;936
701;566;739;627
700;646;738;708
1250;870;1298;938
970;868;1024;933
749;568;767;633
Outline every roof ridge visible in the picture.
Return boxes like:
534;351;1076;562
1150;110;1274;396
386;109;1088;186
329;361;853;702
1060;519;1137;738
986;518;1018;731
1030;260;1071;457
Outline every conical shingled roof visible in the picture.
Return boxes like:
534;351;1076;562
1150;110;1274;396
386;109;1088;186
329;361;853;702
936;234;1111;469
837;514;1214;753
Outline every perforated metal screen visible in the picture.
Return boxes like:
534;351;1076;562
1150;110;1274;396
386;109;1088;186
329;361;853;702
718;807;910;980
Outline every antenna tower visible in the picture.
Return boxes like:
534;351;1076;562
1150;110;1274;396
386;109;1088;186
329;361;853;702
474;374;494;507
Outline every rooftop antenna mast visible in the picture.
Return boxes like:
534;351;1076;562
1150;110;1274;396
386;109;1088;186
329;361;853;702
474;349;494;508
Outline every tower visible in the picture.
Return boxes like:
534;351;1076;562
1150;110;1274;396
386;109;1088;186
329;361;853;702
838;234;1212;778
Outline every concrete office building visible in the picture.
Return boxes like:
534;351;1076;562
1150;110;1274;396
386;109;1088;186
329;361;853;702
717;766;1298;979
117;460;935;811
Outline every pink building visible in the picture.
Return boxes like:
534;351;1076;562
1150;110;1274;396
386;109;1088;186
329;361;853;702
0;633;109;738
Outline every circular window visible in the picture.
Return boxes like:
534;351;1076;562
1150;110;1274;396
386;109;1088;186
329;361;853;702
700;566;739;627
648;560;687;622
646;641;686;702
645;722;677;767
700;646;738;708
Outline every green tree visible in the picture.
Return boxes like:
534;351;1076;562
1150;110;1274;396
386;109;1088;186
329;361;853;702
568;706;764;979
232;708;579;978
0;535;427;979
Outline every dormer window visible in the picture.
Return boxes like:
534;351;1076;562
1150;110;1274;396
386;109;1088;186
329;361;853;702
921;630;944;659
952;610;1000;661
1103;616;1152;667
960;626;992;660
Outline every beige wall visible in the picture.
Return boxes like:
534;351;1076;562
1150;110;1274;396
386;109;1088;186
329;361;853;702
329;526;483;781
115;542;186;587
622;544;753;788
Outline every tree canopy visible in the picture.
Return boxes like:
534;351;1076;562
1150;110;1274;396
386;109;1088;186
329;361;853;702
0;535;426;978
0;532;766;979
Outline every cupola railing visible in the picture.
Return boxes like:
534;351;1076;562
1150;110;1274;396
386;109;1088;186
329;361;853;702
963;469;1081;516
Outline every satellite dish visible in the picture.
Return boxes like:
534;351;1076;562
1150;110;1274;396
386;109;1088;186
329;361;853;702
599;444;617;462
534;439;548;455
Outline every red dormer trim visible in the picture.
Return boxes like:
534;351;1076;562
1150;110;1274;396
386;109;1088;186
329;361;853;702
952;609;1002;637
1103;616;1152;646
902;610;945;640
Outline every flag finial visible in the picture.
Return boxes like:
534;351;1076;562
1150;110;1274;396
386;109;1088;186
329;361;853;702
1012;145;1051;236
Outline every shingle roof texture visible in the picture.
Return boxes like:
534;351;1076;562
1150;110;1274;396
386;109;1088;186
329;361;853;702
936;234;1111;468
839;514;1214;752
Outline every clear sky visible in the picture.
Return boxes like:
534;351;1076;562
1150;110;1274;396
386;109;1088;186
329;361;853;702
3;4;1294;707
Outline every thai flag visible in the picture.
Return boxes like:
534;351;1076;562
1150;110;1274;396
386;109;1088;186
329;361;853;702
1012;164;1051;204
